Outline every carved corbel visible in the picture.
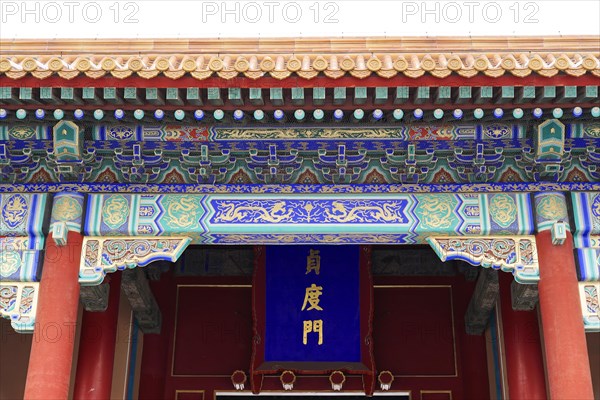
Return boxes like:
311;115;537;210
427;236;539;284
0;282;39;333
79;236;191;286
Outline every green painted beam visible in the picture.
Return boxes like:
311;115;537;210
186;88;202;106
270;88;283;106
537;86;556;103
434;86;451;104
374;87;388;105
582;86;598;102
166;88;184;106
474;86;492;104
291;87;305;106
394;87;409;104
145;88;164;106
333;87;346;105
40;87;63;105
60;87;81;104
249;88;263;106
354;87;367;105
457;86;472;104
0;87;19;104
207;88;223;106
103;87;122;104
19;87;40;105
498;86;515;104
313;87;326;106
556;86;577;103
82;87;103;105
124;87;142;105
227;88;243;106
516;86;536;104
414;86;430;104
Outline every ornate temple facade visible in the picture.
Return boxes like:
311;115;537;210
0;37;599;399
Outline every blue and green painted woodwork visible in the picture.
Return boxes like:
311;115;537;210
85;192;533;245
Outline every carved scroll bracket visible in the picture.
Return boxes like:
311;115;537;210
0;282;39;333
79;236;191;286
579;282;600;332
426;236;539;284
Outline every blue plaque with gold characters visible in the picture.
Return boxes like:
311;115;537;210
265;245;360;362
251;245;375;394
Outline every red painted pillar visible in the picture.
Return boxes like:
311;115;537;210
73;272;121;399
24;232;83;400
537;230;594;399
499;273;547;399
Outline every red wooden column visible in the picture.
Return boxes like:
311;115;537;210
498;273;546;399
537;229;594;399
24;231;83;400
73;272;121;399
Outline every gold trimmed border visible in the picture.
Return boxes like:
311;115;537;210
420;390;453;400
175;389;205;400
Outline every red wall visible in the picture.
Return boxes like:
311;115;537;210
139;272;489;400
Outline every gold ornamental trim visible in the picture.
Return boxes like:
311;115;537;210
0;36;598;81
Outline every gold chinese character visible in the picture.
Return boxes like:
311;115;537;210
306;249;321;275
302;319;323;345
301;284;323;311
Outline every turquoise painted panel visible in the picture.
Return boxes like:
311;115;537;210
576;248;600;281
0;125;50;140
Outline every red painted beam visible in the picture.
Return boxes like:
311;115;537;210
1;72;597;89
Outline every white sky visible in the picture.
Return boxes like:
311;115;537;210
0;0;599;39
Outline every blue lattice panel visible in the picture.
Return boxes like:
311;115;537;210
85;193;533;244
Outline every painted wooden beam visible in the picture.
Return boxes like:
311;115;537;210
123;87;142;105
291;87;305;106
474;86;492;104
414;86;430;104
60;87;81;105
19;87;41;105
249;88;263;106
121;268;162;334
516;86;536;104
103;87;123;105
333;87;346;105
511;281;538;311
186;88;202;106
207;87;223;106
354;87;367;105
465;268;499;335
581;86;598;102
312;87;326;106
434;86;451;104
457;86;472;104
270;87;284;106
394;87;410;104
145;88;165;106
373;87;388;105
0;87;20;105
40;87;63;105
166;88;184;106
536;86;556;103
82;87;103;105
556;86;577;103
498;86;515;104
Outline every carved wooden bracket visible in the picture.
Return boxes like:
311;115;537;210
0;282;38;333
79;236;191;286
427;236;539;284
579;282;600;332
